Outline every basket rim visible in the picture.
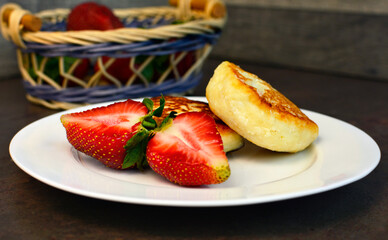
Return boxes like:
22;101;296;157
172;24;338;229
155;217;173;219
3;4;226;47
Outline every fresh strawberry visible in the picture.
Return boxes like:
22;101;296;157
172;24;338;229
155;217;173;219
66;2;132;84
60;96;232;186
175;51;195;77
67;2;124;31
146;112;230;186
72;58;90;80
94;57;132;84
94;56;155;84
65;57;90;87
60;99;148;169
27;56;90;86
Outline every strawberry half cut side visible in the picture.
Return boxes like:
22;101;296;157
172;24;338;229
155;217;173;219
60;99;148;169
146;112;231;186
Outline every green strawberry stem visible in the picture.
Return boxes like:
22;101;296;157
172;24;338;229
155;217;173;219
156;111;177;131
122;95;176;169
124;129;148;150
142;119;157;129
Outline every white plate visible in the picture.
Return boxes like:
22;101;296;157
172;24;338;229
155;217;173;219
9;97;380;207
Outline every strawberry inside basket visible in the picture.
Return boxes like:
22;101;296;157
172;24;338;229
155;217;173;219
0;0;226;109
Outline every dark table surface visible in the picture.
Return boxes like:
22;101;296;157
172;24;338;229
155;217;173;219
1;58;387;240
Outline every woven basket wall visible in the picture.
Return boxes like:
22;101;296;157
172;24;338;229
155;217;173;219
0;0;226;109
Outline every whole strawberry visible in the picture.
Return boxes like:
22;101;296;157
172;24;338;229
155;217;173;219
67;2;124;31
66;2;141;84
60;99;148;169
94;56;155;85
146;112;230;186
175;50;195;77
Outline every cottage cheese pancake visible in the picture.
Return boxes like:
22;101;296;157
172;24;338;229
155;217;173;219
206;61;319;152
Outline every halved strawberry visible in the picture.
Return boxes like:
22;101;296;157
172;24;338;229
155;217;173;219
60;99;148;169
146;112;230;186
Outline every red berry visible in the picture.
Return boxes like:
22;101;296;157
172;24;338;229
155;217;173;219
66;2;125;85
175;51;195;77
60;99;148;169
67;2;124;31
146;112;230;186
94;57;134;84
72;58;90;79
64;58;90;87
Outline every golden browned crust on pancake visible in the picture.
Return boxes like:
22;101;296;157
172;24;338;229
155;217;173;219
206;61;319;152
151;96;218;122
230;64;313;125
151;96;244;152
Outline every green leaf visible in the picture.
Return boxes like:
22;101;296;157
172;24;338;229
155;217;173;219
157;111;177;131
122;94;169;170
27;67;38;80
122;128;151;169
152;95;165;117
142;98;154;113
29;55;79;84
142;118;157;130
63;56;78;72
142;63;154;82
123;136;151;170
172;20;185;25
135;55;148;64
137;137;150;171
124;129;148;150
154;55;169;66
153;55;169;75
122;143;144;169
42;57;60;82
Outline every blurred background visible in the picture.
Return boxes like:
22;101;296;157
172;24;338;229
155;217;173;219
1;0;387;81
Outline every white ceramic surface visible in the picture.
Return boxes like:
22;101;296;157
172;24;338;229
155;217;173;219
9;97;380;207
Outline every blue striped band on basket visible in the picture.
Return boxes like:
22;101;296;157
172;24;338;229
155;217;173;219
23;74;202;103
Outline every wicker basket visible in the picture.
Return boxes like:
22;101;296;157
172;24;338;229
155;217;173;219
0;0;226;109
